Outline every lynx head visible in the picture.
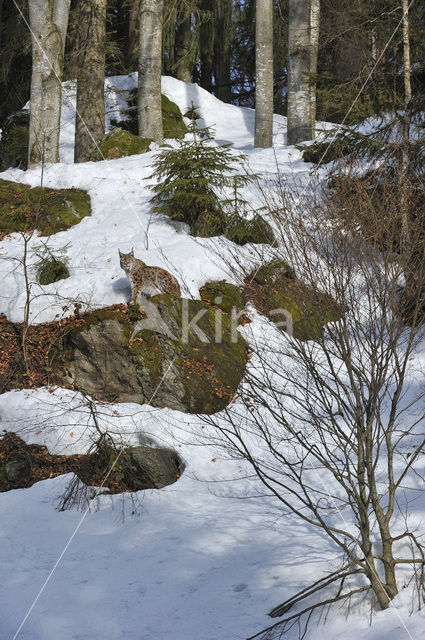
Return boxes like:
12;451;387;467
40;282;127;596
118;248;134;270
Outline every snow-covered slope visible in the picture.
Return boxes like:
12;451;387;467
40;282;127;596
0;77;424;640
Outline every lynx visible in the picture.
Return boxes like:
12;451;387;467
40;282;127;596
119;249;181;303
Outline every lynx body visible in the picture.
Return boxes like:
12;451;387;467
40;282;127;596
119;249;181;303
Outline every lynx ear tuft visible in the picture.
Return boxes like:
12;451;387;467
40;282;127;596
130;248;134;256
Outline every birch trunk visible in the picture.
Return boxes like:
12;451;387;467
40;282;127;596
28;0;70;168
74;0;107;163
254;0;273;148
400;0;412;250
138;0;164;143
309;0;320;138
287;0;313;144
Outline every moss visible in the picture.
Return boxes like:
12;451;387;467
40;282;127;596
252;260;296;286
110;92;187;141
96;128;152;160
128;330;164;388
161;94;187;139
131;295;248;413
72;307;130;333
0;179;91;237
245;261;343;341
200;281;244;315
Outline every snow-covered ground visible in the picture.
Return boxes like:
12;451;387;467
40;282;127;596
1;76;424;640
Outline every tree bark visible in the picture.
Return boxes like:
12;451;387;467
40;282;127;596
28;0;70;168
175;11;192;82
287;0;313;144
214;0;232;103
309;0;320;137
254;0;273;148
199;0;214;94
138;0;164;143
74;0;107;163
128;0;140;72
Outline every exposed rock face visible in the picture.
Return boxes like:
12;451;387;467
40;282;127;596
0;432;182;494
64;318;149;404
61;296;248;414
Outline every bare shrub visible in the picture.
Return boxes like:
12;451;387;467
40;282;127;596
205;165;425;638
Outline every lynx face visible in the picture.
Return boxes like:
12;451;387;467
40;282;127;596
118;249;134;271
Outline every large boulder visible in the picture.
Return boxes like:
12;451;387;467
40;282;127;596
60;297;248;414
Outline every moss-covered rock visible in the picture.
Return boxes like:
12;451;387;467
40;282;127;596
96;128;152;160
0;179;91;237
200;281;244;315
224;212;276;246
0;109;29;171
245;261;343;340
110;90;187;140
161;93;187;139
60;297;248;414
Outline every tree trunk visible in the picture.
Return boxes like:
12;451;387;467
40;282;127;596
287;0;313;144
199;0;214;94
400;0;411;246
309;0;320;137
74;0;107;163
138;0;164;143
175;12;192;82
28;0;70;168
128;0;140;72
254;0;273;148
214;0;232;102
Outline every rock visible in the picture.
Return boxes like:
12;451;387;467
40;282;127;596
245;260;344;340
126;446;181;489
60;298;248;414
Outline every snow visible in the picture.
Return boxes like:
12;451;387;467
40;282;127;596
1;76;424;640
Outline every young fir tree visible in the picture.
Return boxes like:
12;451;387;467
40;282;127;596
148;104;252;238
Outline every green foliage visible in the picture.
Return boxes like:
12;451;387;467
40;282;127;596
32;243;70;285
148;105;253;238
0;179;91;237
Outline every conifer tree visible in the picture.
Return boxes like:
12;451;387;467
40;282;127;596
148;104;251;237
